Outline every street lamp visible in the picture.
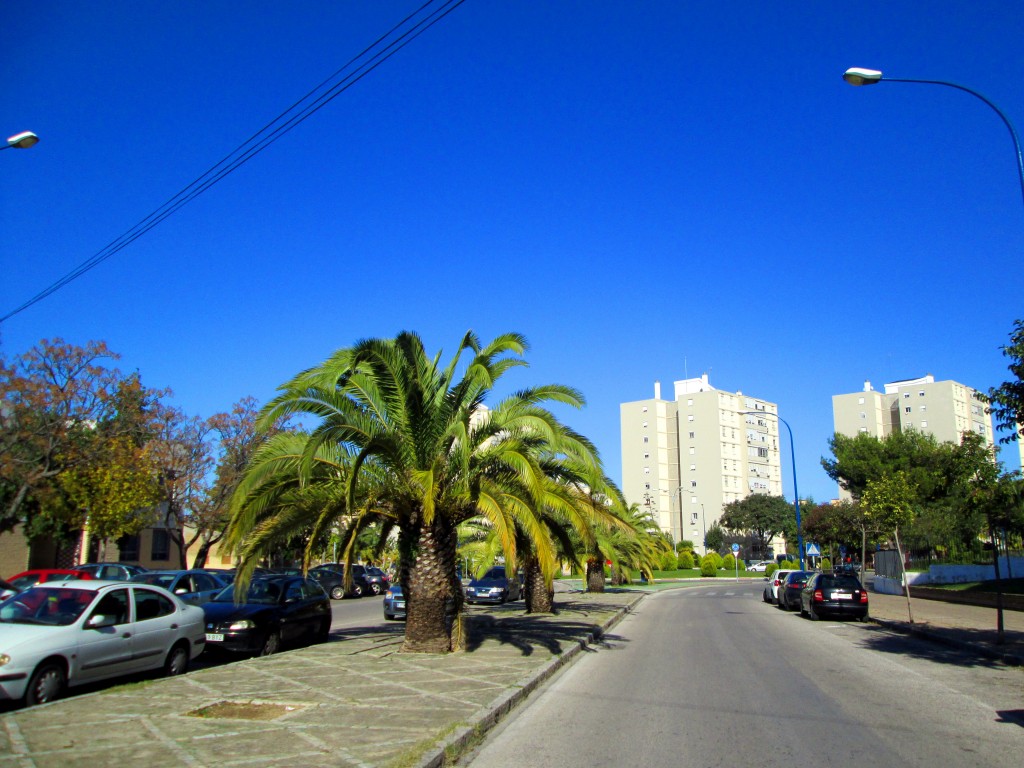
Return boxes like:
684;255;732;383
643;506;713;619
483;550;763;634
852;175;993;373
742;411;804;569
1;131;39;150
842;67;1024;211
673;486;706;553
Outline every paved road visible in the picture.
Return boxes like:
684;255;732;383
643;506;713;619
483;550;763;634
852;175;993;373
462;582;1024;768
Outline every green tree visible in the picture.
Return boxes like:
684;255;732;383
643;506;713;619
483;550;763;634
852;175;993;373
719;494;794;559
227;331;596;653
704;521;725;553
986;319;1024;444
861;471;918;622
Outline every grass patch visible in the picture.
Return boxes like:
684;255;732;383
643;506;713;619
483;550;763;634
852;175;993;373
387;721;465;768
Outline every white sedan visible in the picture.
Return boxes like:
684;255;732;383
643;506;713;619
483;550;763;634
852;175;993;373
0;580;206;707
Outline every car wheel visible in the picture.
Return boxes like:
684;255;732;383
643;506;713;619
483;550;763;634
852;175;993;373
25;661;65;707
258;630;281;656
164;643;190;677
350;584;363;598
799;603;807;617
384;613;394;621
370;582;382;596
330;586;344;600
762;591;770;603
808;606;819;621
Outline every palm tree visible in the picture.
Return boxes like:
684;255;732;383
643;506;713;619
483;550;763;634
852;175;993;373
227;330;595;653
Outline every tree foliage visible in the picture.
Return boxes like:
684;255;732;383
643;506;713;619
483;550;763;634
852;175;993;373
986;319;1024;444
719;494;794;555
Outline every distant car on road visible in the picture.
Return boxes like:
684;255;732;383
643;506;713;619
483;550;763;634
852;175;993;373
465;566;521;605
747;560;772;572
309;564;371;599
776;571;814;611
0;581;205;707
800;572;869;621
383;584;406;621
201;576;331;656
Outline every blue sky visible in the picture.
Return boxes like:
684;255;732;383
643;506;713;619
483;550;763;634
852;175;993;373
3;2;1022;503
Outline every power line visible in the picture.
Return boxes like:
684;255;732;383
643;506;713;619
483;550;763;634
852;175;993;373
1;0;466;325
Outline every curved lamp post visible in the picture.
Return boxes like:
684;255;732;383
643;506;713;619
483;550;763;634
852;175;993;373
1;131;39;151
742;411;803;569
843;67;1024;210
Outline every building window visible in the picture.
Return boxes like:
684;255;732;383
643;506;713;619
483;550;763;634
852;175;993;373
642;406;648;412
920;420;928;428
687;414;694;422
642;421;648;428
643;467;650;474
690;480;697;488
919;391;925;397
689;447;695;455
643;436;649;443
687;399;693;406
151;529;170;561
905;406;912;413
858;397;865;404
859;412;866;419
643;452;650;459
688;431;695;439
644;482;651;490
903;393;910;399
690;464;696;471
919;405;927;412
691;511;698;523
118;534;140;562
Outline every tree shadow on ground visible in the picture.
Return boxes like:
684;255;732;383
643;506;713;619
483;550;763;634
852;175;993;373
995;710;1024;728
462;609;629;656
855;622;1024;669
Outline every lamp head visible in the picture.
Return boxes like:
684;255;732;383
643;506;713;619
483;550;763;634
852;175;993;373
5;131;39;149
843;68;883;86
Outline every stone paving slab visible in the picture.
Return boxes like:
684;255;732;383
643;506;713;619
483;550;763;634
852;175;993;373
0;591;642;768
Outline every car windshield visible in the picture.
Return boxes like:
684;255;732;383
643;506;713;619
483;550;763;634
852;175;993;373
210;579;282;604
0;587;95;626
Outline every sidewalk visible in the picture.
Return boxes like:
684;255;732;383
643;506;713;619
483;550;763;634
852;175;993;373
0;590;642;768
864;586;1024;666
2;582;1021;768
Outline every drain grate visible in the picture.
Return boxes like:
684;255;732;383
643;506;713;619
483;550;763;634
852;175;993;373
185;700;303;720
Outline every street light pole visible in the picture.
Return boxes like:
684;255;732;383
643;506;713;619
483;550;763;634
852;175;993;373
742;411;804;570
842;68;1024;211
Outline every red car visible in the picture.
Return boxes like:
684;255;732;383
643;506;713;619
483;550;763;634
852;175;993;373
5;569;94;593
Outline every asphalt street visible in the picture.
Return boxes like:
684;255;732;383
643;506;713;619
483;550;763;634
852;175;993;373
461;582;1024;768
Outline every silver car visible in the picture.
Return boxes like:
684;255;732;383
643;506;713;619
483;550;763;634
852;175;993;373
0;581;206;707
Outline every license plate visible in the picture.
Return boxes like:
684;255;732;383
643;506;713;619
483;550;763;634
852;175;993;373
833;593;851;601
395;601;405;609
206;633;225;642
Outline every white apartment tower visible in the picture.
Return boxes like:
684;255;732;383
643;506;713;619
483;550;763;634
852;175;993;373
832;375;997;498
620;375;783;554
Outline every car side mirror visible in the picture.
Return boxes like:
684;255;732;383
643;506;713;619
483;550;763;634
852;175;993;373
87;614;117;629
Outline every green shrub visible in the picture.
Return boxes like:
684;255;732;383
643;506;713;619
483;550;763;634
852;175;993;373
821;558;832;571
660;551;678;571
722;553;736;571
708;551;724;570
677;551;694;570
677;540;695;553
780;559;797;570
700;556;717;577
765;563;779;578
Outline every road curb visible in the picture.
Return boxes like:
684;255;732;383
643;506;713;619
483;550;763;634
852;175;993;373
869;616;1024;667
415;592;647;768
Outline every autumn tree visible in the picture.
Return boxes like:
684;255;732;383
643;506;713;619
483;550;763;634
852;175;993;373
0;339;166;547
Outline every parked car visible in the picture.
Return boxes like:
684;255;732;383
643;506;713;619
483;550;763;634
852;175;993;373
5;569;94;592
800;572;869;621
776;570;814;611
309;564;371;599
366;566;392;593
465;566;521;605
201;576;331;656
0;580;205;706
762;569;794;604
75;563;148;581
747;560;772;572
129;570;228;606
0;579;18;601
322;563;388;595
383;584;406;621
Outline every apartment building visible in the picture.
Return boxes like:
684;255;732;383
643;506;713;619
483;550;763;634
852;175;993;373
620;375;783;554
832;374;998;498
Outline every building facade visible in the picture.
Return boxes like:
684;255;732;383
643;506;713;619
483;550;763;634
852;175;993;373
831;375;998;498
620;375;783;554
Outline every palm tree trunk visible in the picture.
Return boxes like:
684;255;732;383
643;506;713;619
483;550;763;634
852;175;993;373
586;558;605;593
523;555;553;614
402;516;463;653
